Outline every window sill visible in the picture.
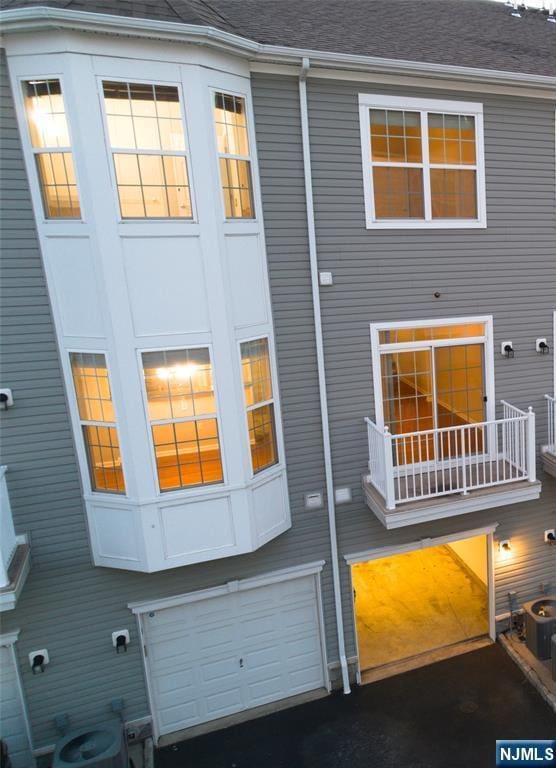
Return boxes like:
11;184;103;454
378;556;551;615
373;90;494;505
365;218;487;230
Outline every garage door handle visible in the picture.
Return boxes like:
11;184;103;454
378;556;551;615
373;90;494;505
239;658;244;668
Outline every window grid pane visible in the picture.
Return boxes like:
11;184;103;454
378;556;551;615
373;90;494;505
247;404;278;473
428;113;476;166
102;81;192;219
82;425;125;493
241;338;273;407
372;167;424;219
70;353;125;494
219;158;254;218
36;153;80;218
214;92;255;219
240;338;279;474
142;348;224;491
23;79;81;219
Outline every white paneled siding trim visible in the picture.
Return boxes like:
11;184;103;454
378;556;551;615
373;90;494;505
0;631;35;768
369;314;496;430
358;93;487;229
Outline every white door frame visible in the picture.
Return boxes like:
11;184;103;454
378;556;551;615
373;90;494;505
130;561;329;743
346;523;498;671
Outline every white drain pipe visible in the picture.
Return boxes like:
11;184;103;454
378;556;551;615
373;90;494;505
298;57;350;695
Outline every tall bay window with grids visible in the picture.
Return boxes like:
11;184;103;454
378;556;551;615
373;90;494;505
142;348;223;492
102;81;193;218
240;338;278;473
359;95;485;228
23;79;81;218
213;92;254;218
69;353;126;493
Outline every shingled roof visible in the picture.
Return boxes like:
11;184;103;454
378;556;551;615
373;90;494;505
1;0;554;78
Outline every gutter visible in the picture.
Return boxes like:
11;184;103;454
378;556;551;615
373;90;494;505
298;57;350;695
1;7;556;92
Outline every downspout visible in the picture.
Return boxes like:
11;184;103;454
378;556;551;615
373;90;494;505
298;57;351;695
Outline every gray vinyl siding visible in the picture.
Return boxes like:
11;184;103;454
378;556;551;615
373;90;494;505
252;72;556;658
0;51;333;751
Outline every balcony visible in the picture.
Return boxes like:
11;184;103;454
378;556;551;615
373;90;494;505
0;466;31;611
541;394;556;478
363;402;541;529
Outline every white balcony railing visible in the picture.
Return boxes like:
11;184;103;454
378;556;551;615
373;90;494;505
546;394;555;454
0;466;18;587
366;401;537;510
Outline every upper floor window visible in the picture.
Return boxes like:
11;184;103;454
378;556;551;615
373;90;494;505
70;353;126;493
23;79;81;218
359;95;486;229
240;338;278;473
142;348;223;492
102;81;192;219
213;92;254;219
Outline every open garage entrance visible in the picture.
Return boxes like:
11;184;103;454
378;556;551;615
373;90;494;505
351;532;492;677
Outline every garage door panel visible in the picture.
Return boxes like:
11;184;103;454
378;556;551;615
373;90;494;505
158;699;200;732
154;668;196;695
204;685;243;717
246;674;284;705
145;573;326;737
199;656;241;683
288;664;324;691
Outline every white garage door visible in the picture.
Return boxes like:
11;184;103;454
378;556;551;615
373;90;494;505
142;574;326;736
0;645;33;768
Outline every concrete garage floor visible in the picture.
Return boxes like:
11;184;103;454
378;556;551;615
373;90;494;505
155;644;556;768
353;544;489;670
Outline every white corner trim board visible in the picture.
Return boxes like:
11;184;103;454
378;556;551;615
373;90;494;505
128;560;326;614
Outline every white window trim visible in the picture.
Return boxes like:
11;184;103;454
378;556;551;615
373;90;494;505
138;343;227;496
369;315;495;431
238;334;281;478
97;75;198;223
68;348;128;497
19;74;83;222
210;86;256;222
359;94;487;229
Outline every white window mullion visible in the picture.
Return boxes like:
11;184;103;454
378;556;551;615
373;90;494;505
421;110;432;222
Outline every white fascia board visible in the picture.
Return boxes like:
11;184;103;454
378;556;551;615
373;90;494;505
1;6;556;94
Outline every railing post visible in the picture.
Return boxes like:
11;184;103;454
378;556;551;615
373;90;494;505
526;407;536;482
460;428;468;495
383;427;396;510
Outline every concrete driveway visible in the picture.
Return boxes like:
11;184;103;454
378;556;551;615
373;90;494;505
155;643;556;768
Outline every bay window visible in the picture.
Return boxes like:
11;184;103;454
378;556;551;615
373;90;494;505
142;348;223;492
102;81;192;219
23;79;81;218
359;95;486;228
70;353;125;493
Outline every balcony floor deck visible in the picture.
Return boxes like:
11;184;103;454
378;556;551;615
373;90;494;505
363;461;542;529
